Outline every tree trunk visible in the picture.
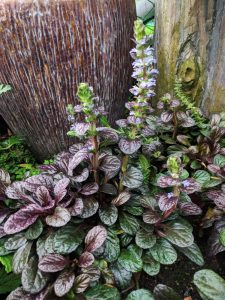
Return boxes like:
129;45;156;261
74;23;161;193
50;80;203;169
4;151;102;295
155;0;225;115
0;0;136;161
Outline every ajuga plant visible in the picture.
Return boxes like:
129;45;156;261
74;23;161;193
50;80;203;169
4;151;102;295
1;19;225;300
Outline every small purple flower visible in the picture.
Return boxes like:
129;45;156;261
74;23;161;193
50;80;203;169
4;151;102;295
147;90;156;97
129;86;139;96
182;180;190;188
167;192;174;199
144;47;154;55
74;105;83;113
150;69;159;75
67;115;75;123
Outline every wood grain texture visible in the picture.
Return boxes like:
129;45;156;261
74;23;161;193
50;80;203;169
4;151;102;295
155;0;225;114
0;0;136;160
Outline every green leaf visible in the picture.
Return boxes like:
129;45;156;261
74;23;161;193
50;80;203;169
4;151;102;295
193;170;211;185
25;219;43;240
0;84;11;95
84;284;121;300
126;289;154;300
53;225;85;254
119;212;140;235
118;249;143;272
143;253;160;276
122;166;144;188
0;268;21;294
214;154;225;167
21;256;49;293
0;254;13;273
111;261;132;290
190;160;201;170
135;229;156;249
176;243;204;266
219;227;225;246
164;220;194;247
123;205;144;216
127;244;143;257
0;238;13;256
149;239;177;265
99;204;118;226
194;269;225;300
103;229;120;262
12;242;32;274
120;233;133;247
153;284;182;300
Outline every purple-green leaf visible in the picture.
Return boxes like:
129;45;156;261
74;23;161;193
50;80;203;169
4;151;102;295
80;183;99;195
45;207;71;227
4;205;39;234
112;191;131;206
119;138;141;155
85;225;107;253
78;251;95;268
38;254;67;272
54;271;75;297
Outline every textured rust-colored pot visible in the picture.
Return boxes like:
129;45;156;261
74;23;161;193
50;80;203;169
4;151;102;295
0;0;136;160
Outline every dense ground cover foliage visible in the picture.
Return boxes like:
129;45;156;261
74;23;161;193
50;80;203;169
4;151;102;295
1;20;225;299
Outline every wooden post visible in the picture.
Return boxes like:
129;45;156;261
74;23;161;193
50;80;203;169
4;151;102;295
0;0;136;160
155;0;225;115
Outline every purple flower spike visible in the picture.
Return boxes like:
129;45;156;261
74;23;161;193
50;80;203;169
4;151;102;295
167;192;174;199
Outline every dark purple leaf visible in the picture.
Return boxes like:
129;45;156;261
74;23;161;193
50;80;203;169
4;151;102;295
97;127;119;143
4;205;39;234
5;182;26;199
208;164;221;174
6;287;34;300
24;175;53;193
158;193;178;211
112;191;131;206
69;143;85;154
85;225;107;253
71;122;90;136
74;274;90;293
78;251;95;268
181;117;195;127
68;148;89;176
100;183;117;195
38;254;67;272
54;178;70;203
170;99;180;108
99;155;121;178
161;111;173;123
119;138;141;155
179;202;202;215
142;126;155;137
54;271;75;297
80;183;99;195
115;119;128;128
45;207;71;227
157;176;180;188
68;198;84;216
207;190;225;210
73;168;89;182
36;186;53;207
143;208;161;224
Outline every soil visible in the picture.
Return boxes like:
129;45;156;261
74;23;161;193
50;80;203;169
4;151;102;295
140;228;225;299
